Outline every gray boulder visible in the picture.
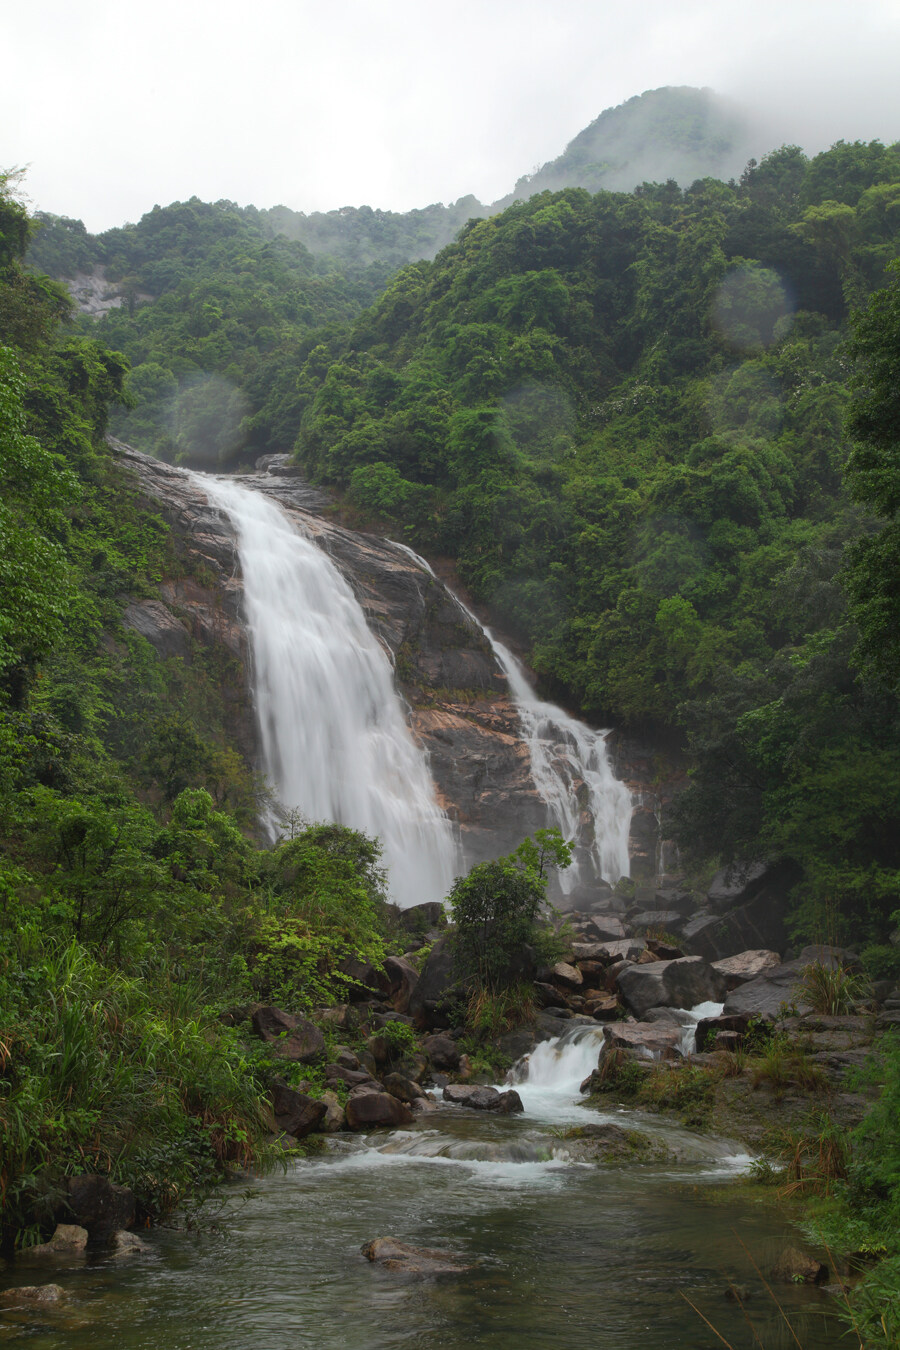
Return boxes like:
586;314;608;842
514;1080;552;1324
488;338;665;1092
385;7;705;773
712;950;781;991
722;959;813;1020
616;956;726;1018
422;1034;460;1071
251;1006;325;1064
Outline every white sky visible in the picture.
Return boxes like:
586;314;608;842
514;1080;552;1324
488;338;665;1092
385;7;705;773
5;0;900;233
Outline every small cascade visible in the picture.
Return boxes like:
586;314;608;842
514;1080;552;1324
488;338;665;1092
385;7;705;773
505;1025;608;1122
197;475;457;908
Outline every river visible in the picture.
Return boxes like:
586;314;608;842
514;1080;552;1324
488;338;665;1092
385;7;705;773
1;1030;843;1349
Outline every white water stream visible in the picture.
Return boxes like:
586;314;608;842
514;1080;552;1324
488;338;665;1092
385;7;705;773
197;475;457;909
388;542;633;890
489;638;633;889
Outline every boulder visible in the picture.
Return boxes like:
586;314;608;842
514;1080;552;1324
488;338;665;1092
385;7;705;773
600;1022;683;1063
570;943;616;964
422;1034;461;1071
0;1283;66;1306
325;1064;375;1089
543;961;583;989
722;959;814;1021
28;1224;89;1258
588;916;627;942
271;1083;328;1138
65;1174;135;1239
383;1072;426;1104
382;955;419;1014
494;1089;525;1114
631;910;686;934
361;1237;472;1276
345;1092;414;1130
534;981;567;1008
645;939;685;960
443;1084;502;1110
712;950;781;991
707;860;771;912
318;1090;346;1132
110;1230;150;1256
600;940;646;962
616;956;726;1018
584;992;620;1019
341;958;392;1001
408;936;460;1029
651;889;696;916
251;1007;325;1064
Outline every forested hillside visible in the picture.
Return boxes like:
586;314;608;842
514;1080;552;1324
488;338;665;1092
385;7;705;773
24;130;900;950
281;138;900;948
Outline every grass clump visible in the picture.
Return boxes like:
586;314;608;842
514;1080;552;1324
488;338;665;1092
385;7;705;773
798;960;869;1016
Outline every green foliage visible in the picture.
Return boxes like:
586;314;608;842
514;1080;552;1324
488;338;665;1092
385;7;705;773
798;960;869;1014
448;829;571;993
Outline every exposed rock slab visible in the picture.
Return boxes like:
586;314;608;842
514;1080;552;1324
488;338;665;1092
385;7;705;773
251;1007;325;1063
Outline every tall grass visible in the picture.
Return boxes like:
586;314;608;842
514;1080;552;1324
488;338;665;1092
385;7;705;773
0;937;273;1248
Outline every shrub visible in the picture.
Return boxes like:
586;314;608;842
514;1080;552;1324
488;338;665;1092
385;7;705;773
798;960;869;1015
448;829;571;994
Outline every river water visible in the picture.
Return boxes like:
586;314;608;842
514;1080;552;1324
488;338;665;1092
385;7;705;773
1;1031;842;1349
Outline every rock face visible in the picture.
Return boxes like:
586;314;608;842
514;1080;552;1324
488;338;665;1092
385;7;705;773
113;443;551;867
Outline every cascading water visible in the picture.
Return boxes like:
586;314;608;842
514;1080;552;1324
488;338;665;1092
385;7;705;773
488;638;633;888
197;475;457;909
387;542;632;889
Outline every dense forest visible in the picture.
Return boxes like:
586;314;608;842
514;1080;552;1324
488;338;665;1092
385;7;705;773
3;85;900;1334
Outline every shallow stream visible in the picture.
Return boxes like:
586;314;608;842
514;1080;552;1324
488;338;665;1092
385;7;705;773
1;1030;843;1349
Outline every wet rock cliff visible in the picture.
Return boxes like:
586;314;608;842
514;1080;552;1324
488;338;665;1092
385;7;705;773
113;443;548;866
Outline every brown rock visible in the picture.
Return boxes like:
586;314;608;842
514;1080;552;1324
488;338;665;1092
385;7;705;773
271;1084;327;1138
345;1092;414;1130
361;1237;473;1276
0;1284;67;1305
65;1174;135;1239
770;1246;829;1285
422;1034;461;1071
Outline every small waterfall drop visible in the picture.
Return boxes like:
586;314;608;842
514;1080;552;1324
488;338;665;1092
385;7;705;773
198;475;457;909
488;638;633;888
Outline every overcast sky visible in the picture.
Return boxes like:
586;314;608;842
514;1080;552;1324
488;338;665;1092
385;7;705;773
5;0;900;233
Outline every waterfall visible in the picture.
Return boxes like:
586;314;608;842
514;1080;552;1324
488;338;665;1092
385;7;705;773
488;638;633;888
197;475;457;909
390;544;633;891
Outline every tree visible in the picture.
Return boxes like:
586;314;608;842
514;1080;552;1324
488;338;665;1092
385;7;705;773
448;829;570;992
844;259;900;687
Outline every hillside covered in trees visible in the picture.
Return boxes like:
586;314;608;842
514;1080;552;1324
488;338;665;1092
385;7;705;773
24;117;900;955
